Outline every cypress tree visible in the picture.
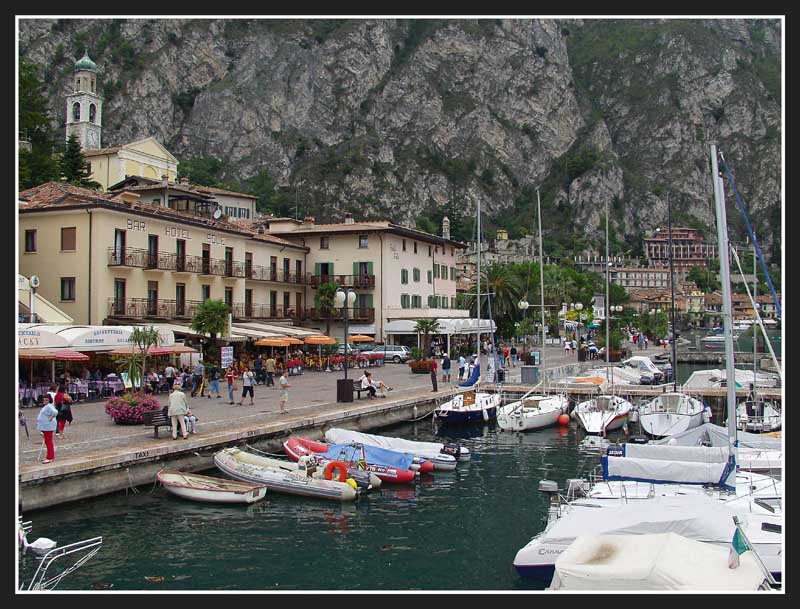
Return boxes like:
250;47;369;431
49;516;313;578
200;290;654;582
18;58;59;189
59;133;101;189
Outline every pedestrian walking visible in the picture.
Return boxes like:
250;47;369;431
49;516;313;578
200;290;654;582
207;362;222;398
164;362;176;386
254;354;264;385
168;382;189;440
225;366;237;404
564;337;571;355
279;369;290;414
510;345;518;367
53;385;73;439
441;353;451;382
458;354;466;381
239;366;256;405
265;355;276;387
430;357;438;392
36;398;58;463
191;361;205;397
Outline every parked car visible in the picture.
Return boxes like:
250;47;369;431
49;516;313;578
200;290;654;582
335;343;360;356
361;345;412;363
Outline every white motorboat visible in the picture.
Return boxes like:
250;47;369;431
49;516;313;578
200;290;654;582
513;493;782;581
433;389;501;425
574;395;632;434
496;390;568;432
157;469;267;504
736;400;782;433
684;368;780;390
701;335;727;350
638;393;709;437
213;447;366;502
621;355;665;384
548;532;770;590
324;427;465;469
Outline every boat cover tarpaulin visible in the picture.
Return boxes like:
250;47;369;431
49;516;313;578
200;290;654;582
603;444;729;485
323;443;414;471
653;422;781;451
550;532;765;590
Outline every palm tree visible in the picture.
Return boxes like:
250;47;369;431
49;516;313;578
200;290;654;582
191;299;231;358
465;263;522;325
414;318;441;359
117;325;160;394
316;281;340;337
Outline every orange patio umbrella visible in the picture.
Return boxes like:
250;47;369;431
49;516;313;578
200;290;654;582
19;348;89;361
304;335;336;345
108;345;196;357
347;335;374;342
255;336;292;347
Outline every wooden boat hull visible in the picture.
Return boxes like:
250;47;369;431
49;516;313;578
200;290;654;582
156;469;267;504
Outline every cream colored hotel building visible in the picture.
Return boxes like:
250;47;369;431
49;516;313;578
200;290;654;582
19;183;466;343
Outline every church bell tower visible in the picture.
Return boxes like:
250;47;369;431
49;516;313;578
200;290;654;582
65;50;102;150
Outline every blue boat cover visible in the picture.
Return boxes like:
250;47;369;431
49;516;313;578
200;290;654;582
323;442;414;470
459;364;480;387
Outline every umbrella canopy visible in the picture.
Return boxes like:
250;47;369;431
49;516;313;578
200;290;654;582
19;348;89;361
107;344;197;357
285;337;304;345
255;337;292;347
304;335;336;345
348;334;374;342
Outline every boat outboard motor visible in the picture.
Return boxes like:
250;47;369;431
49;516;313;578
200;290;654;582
628;408;640;423
297;455;318;476
440;443;461;458
346;468;373;491
538;480;560;506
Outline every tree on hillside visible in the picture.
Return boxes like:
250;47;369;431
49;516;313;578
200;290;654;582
247;169;293;216
178;156;226;187
60;134;101;189
191;299;230;359
18;58;59;189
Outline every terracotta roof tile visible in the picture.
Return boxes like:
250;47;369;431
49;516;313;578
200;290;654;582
193;184;257;199
18;182;305;250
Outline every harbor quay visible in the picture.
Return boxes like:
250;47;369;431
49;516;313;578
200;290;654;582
19;343;682;512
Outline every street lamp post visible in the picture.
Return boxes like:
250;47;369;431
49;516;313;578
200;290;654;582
334;288;356;402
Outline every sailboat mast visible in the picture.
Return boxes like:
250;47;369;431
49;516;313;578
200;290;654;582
710;144;738;467
476;196;481;351
667;193;678;391
752;243;758;411
605;197;610;383
536;187;546;375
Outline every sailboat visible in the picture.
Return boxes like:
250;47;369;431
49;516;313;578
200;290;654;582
573;192;633;435
497;187;569;431
513;145;783;582
638;392;709;437
434;195;501;424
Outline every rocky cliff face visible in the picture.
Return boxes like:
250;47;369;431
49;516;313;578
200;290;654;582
18;18;782;260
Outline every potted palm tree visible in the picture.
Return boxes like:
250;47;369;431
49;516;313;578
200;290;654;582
409;319;439;373
105;325;162;424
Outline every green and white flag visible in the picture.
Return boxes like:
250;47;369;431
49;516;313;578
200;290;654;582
728;527;750;568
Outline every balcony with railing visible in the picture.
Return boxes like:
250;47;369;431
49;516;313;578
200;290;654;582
304;307;375;323
245;265;311;285
108;247;176;270
108;298;301;322
231;303;300;321
309;274;375;289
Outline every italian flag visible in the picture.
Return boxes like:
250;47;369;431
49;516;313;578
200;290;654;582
728;527;750;569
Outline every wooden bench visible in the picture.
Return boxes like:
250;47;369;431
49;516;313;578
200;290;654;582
354;387;370;399
142;409;171;438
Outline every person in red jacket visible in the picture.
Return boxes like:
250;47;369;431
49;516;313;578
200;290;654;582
430;357;438;392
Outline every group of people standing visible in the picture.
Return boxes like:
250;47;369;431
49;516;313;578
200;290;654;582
34;384;74;464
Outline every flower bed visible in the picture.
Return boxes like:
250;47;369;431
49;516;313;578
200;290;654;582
408;359;433;374
104;393;161;424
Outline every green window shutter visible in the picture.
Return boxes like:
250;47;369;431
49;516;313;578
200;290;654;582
353;262;359;276
413;268;420;282
442;297;448;309
442;266;448;280
452;266;457;280
427;270;432;284
401;269;408;284
365;294;373;308
367;262;373;275
314;263;321;276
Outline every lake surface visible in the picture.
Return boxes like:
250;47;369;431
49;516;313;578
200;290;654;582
19;421;618;592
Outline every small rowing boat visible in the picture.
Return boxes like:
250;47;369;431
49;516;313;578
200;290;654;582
156;469;267;504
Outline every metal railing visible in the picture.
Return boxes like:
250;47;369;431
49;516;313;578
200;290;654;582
231;303;300;320
305;307;375;322
310;274;375;289
246;265;312;285
107;298;205;319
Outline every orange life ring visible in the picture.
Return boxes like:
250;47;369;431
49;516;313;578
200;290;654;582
323;460;349;482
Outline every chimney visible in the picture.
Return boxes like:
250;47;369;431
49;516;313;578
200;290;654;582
179;177;190;186
303;216;315;225
161;174;169;186
344;212;355;225
442;216;450;240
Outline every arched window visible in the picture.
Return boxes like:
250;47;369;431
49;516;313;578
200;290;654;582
72;102;81;122
75;78;80;91
91;78;95;93
89;104;96;123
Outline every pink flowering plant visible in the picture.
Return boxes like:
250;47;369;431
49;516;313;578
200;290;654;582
104;393;161;424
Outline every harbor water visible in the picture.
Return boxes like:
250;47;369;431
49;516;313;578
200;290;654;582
19;420;621;591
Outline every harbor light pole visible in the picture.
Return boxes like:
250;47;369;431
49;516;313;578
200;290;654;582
335;288;356;380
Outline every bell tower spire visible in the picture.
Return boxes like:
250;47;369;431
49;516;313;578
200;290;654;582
65;50;102;150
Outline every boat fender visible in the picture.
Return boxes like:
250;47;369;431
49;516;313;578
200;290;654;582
345;478;357;490
482;408;490;422
440;443;461;457
323;460;349;482
701;407;712;423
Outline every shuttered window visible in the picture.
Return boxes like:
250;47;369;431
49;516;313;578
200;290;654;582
413;268;420;282
61;227;76;251
401;269;408;284
427;270;432;284
401;294;410;309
